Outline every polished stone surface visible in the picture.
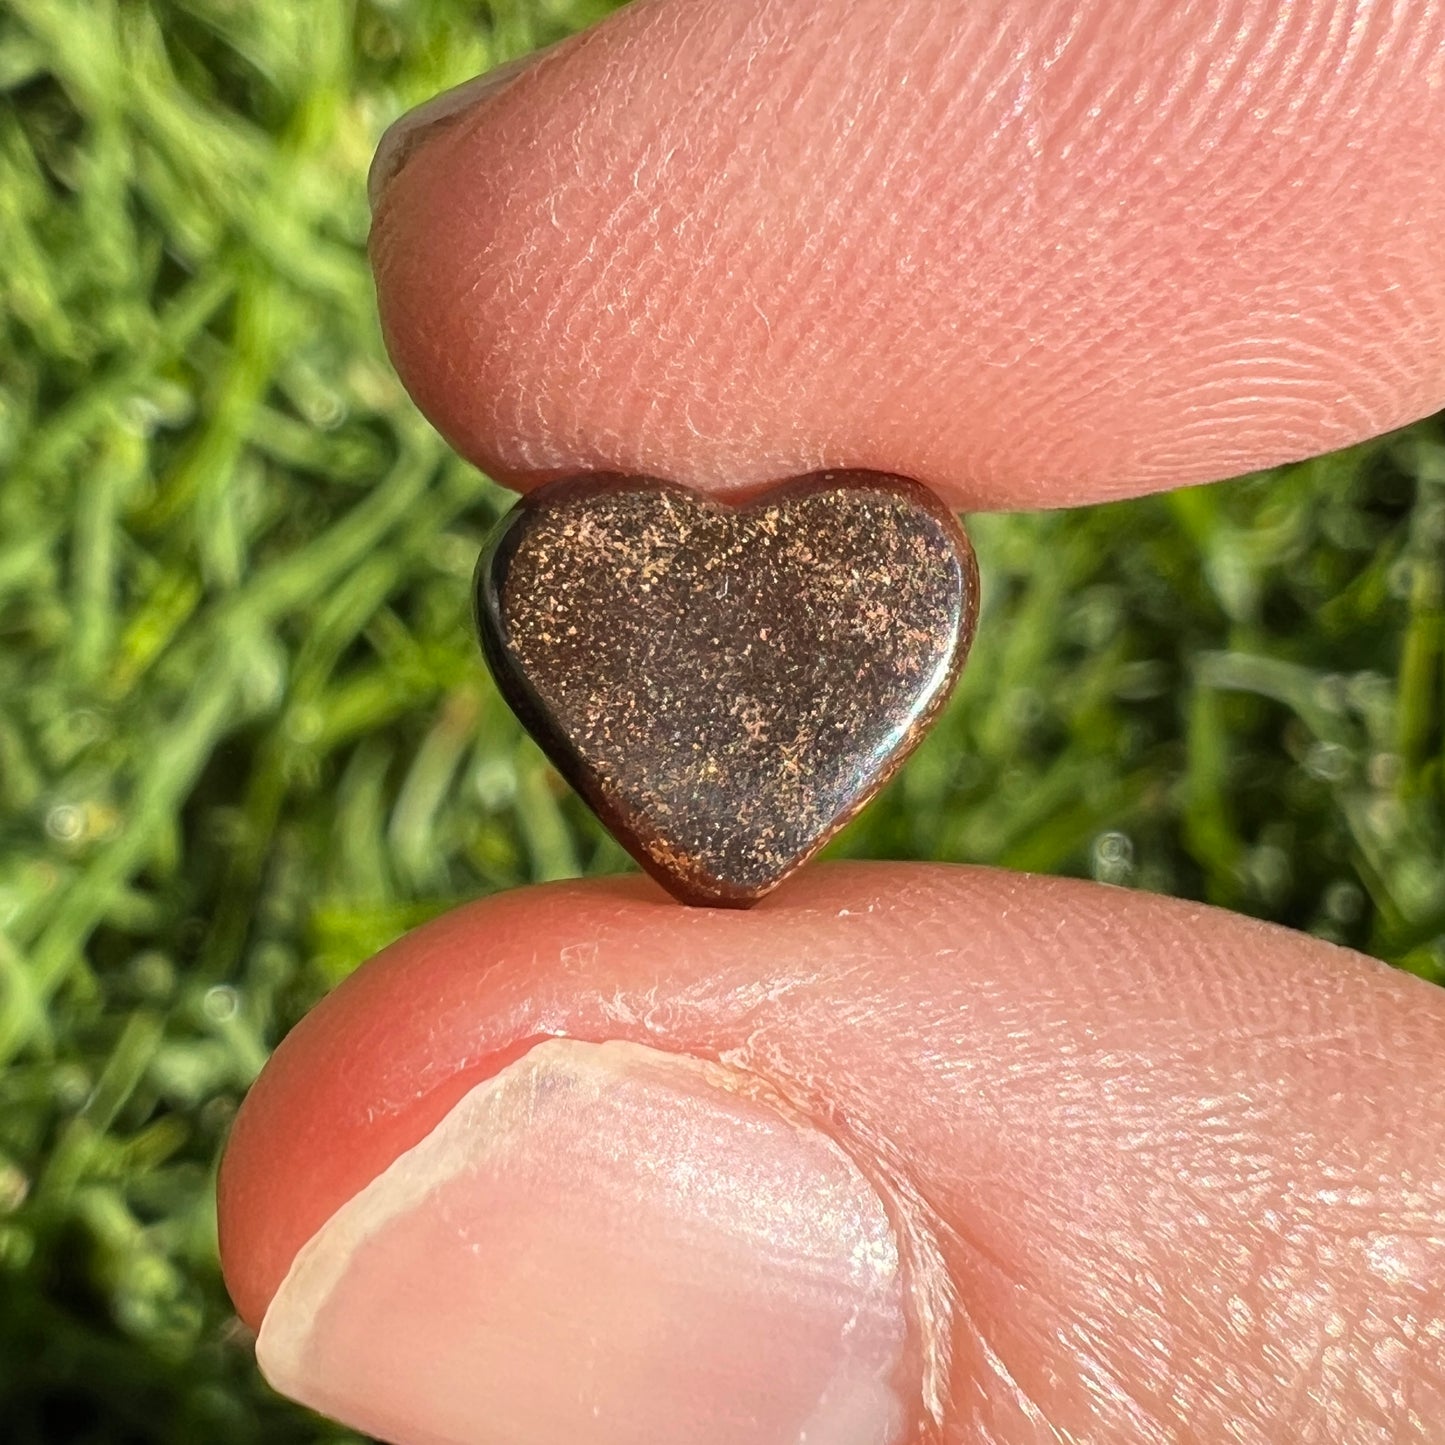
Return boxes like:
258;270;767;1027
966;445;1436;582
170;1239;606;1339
476;471;978;907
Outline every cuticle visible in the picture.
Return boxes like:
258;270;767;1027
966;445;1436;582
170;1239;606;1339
708;1046;956;1439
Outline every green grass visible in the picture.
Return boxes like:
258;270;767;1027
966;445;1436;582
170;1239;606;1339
1;1;1442;1440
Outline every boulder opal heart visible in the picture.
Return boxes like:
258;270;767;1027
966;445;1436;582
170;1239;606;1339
475;471;978;907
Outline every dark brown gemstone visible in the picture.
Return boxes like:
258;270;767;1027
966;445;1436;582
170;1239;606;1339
475;471;979;908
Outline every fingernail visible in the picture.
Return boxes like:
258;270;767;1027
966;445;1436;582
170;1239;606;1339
367;46;551;211
256;1040;910;1445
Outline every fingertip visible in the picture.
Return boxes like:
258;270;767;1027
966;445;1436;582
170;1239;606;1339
221;865;1445;1439
370;0;1445;509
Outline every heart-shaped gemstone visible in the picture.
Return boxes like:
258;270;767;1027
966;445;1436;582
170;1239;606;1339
475;471;978;907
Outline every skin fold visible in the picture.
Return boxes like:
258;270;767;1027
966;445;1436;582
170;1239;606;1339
222;0;1445;1439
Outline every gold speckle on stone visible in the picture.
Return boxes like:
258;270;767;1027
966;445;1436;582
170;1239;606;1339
475;471;979;908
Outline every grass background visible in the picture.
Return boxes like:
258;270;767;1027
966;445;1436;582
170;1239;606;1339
1;0;1443;1440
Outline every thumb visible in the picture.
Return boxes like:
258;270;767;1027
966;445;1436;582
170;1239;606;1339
367;0;1445;509
218;866;1445;1444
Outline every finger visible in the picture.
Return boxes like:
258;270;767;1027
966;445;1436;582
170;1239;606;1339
218;864;1445;1444
368;0;1445;510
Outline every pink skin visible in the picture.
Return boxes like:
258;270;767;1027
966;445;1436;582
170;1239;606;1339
220;868;1445;1440
221;1;1445;1440
369;0;1445;508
